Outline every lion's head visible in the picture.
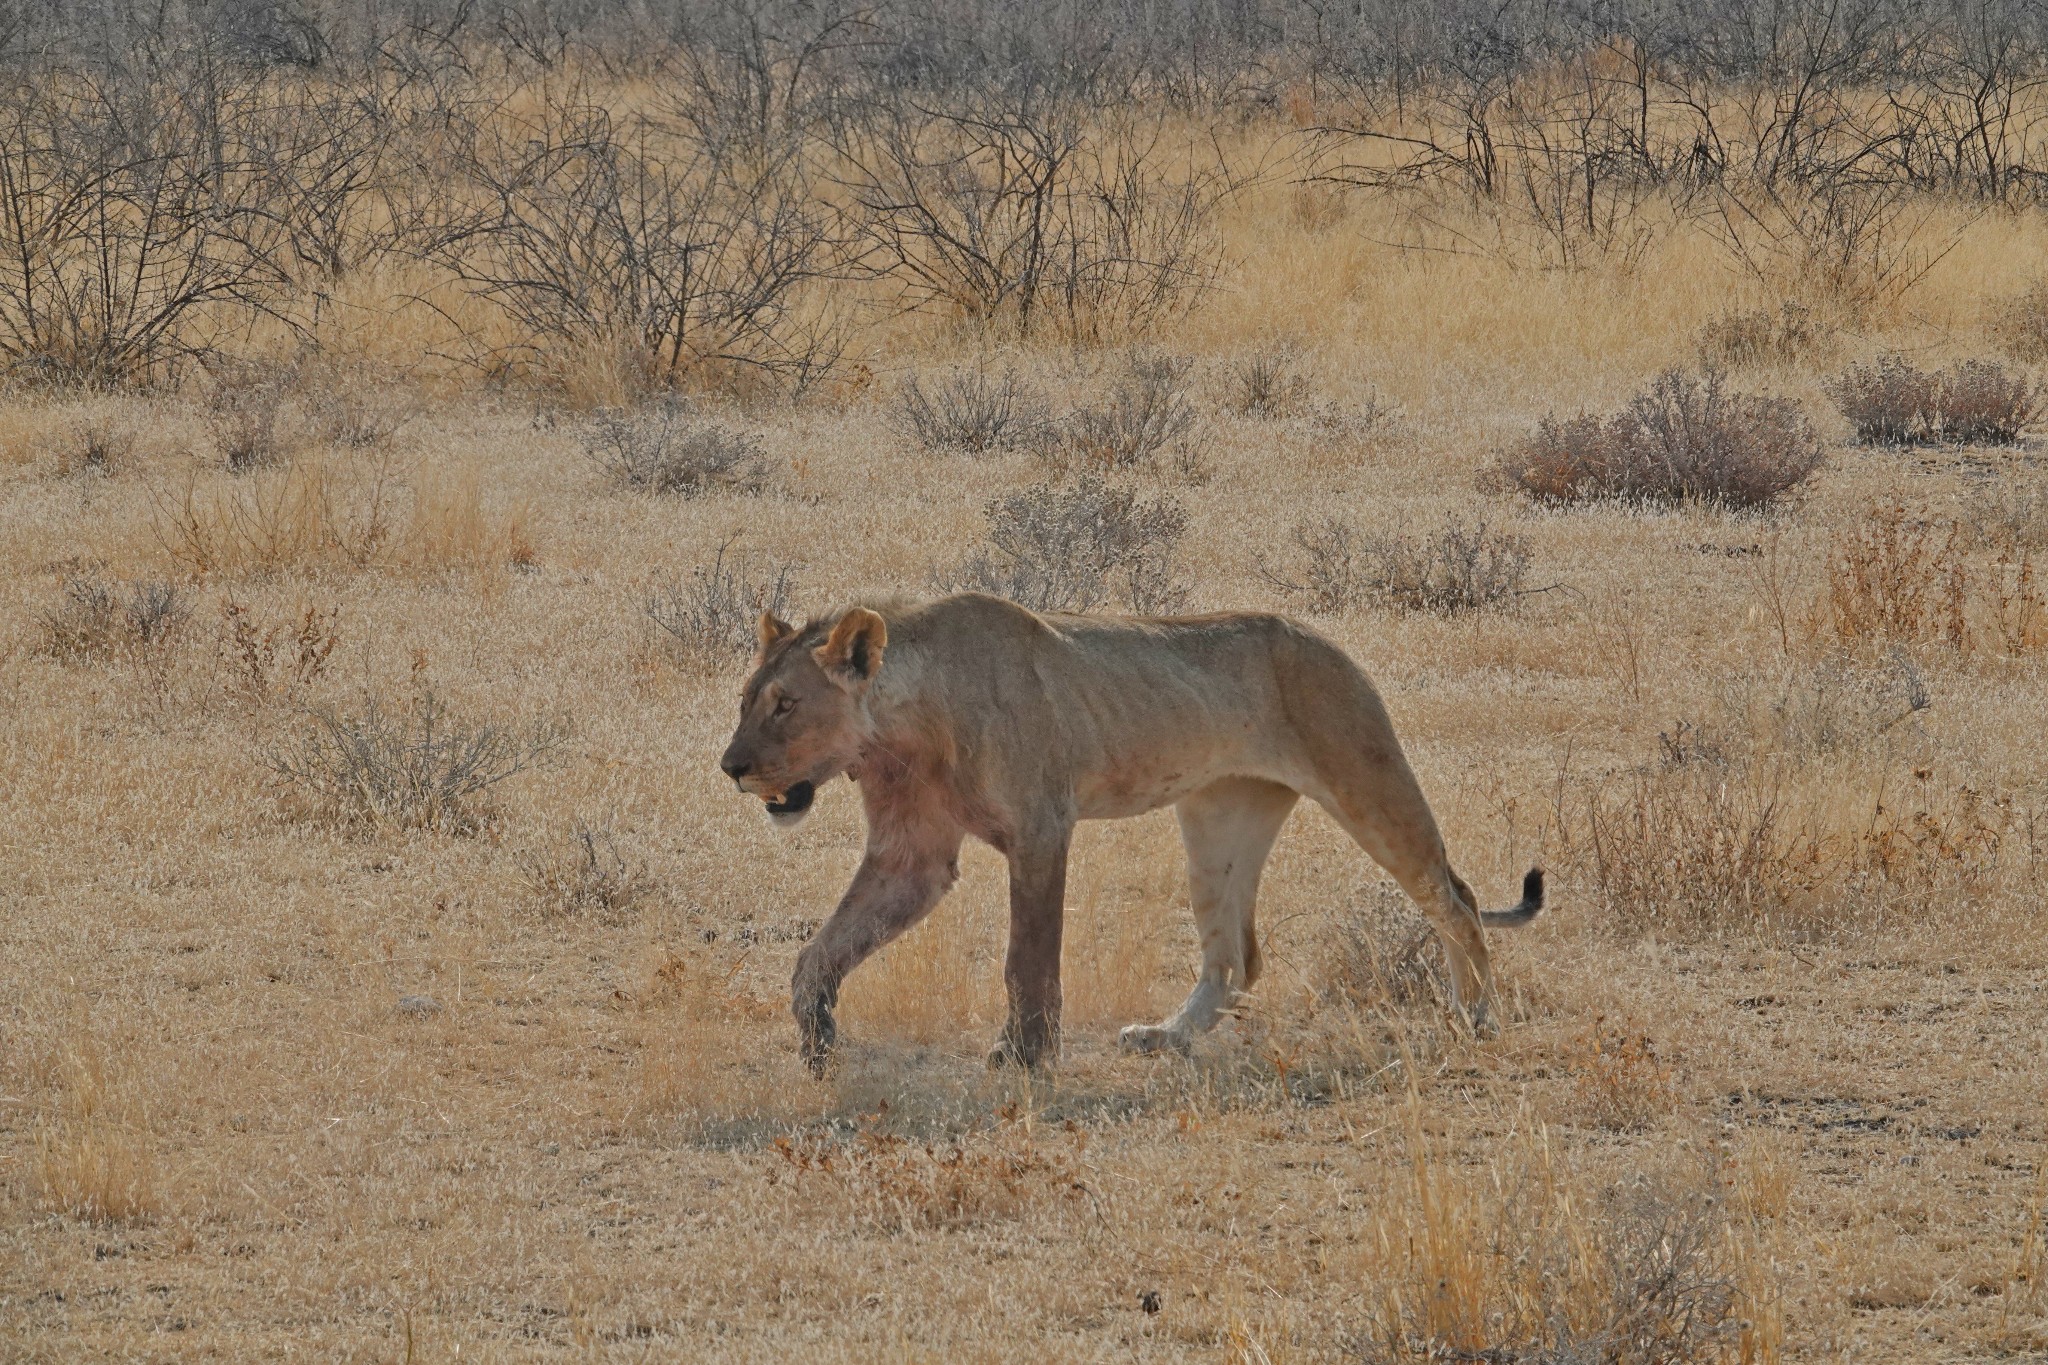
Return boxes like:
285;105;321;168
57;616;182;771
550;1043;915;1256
718;607;887;827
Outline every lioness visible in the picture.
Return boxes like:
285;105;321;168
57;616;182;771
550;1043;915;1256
719;593;1543;1073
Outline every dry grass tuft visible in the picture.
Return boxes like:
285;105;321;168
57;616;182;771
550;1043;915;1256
1357;1104;1739;1364
35;1048;159;1226
1698;301;1823;369
769;1120;1083;1233
1225;343;1316;417
1491;369;1823;509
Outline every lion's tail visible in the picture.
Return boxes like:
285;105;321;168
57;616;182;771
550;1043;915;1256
1478;867;1545;928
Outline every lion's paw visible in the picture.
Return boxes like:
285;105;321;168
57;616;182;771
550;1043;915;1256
1118;1023;1191;1057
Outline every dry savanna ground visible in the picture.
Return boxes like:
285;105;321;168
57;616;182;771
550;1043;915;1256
5;156;2048;1362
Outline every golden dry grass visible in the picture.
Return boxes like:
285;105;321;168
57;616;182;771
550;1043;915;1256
3;144;2047;1362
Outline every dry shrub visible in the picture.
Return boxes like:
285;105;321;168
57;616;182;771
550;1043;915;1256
41;573;191;662
517;822;649;918
265;689;562;833
215;597;339;703
645;541;797;669
1561;1016;1679;1131
770;1121;1081;1232
1827;355;2039;445
893;368;1049;455
1820;504;1968;647
1697;301;1821;369
1226;344;1316;418
1063;352;1197;471
1819;503;2046;654
582;400;769;496
36;1048;159;1225
1492;369;1823;510
943;474;1189;614
1357;1106;1740;1364
1261;514;1531;616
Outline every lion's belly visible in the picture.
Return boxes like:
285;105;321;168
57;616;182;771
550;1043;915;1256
1070;726;1292;820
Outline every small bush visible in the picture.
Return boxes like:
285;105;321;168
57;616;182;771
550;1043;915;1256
1937;359;2039;444
1226;344;1315;418
1826;355;2038;445
1492;369;1823;509
1064;353;1197;469
518;822;649;918
584;401;769;497
645;542;797;667
1261;515;1531;615
265;690;562;832
893;368;1048;454
945;475;1189;615
1697;301;1821;369
41;574;191;661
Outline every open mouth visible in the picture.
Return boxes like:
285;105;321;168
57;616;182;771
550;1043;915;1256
764;780;815;819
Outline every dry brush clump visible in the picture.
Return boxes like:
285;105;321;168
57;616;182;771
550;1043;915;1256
582;400;769;497
265;689;563;833
892;368;1050;455
1061;351;1198;473
1491;370;1824;510
1819;503;2047;656
40;573;191;663
1225;343;1317;418
215;598;341;704
1827;356;2040;446
34;1047;160;1227
645;541;798;668
768;1120;1085;1234
942;474;1189;615
517;821;650;918
1261;515;1532;616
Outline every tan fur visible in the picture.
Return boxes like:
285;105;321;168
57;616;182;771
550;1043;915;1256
719;594;1543;1072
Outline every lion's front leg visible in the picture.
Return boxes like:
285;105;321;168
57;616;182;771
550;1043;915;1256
989;826;1072;1071
791;829;960;1075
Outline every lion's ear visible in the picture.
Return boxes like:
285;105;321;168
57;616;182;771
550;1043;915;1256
756;611;795;661
813;608;887;690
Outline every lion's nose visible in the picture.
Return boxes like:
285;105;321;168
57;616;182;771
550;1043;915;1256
721;755;752;781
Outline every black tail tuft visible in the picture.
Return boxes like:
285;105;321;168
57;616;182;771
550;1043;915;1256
1480;866;1545;928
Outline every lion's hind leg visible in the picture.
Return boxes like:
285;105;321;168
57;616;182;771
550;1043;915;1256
1120;778;1297;1057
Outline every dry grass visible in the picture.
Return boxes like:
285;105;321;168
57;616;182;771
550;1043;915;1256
3;110;2047;1365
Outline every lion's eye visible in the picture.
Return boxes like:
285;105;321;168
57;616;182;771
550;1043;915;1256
774;695;797;716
